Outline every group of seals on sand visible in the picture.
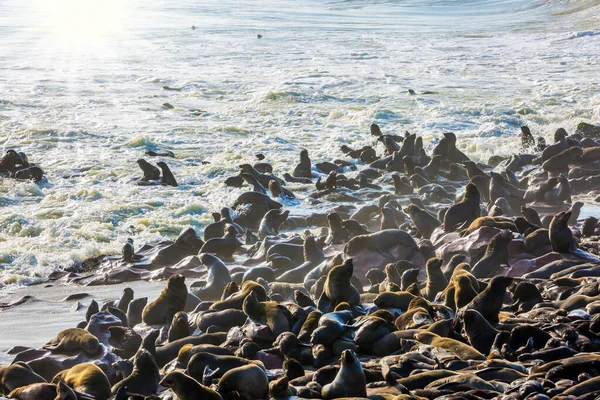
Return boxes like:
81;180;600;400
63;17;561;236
5;121;600;399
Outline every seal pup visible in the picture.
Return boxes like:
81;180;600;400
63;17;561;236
321;349;367;399
157;161;178;187
142;274;188;325
160;371;223;400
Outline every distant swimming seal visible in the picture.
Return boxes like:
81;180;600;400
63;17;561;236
52;363;111;400
217;364;269;400
43;328;100;357
110;349;160;396
137;159;160;181
404;204;441;239
142;274;188;325
258;209;289;239
160;371;223;400
444;183;480;231
157;161;178;187
321;349;367;399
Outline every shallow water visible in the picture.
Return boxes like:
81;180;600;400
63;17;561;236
0;0;599;286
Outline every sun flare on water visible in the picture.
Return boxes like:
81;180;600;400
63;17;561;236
31;0;127;53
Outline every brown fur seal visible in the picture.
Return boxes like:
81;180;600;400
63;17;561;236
470;229;513;278
423;258;447;301
160;371;223;400
345;229;419;263
323;258;361;308
549;211;576;253
461;276;512;323
209;280;267;311
126;297;147;327
43;328;100;357
142;274;188;325
108;326;141;359
453;274;478;310
321;350;367;399
258;209;289;239
414;332;485;361
168;311;190;342
199;226;242;259
0;362;45;395
444;183;480;231
462;309;499;354
111;349;160;395
217;364;268;400
293;149;312;178
187;353;265;382
243;293;291;337
404;205;441;239
52;363;111;400
7;383;79;400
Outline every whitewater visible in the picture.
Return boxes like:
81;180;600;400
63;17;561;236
0;0;599;287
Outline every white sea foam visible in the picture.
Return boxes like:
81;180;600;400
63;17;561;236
0;0;599;286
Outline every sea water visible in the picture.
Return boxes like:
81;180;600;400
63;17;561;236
0;0;599;286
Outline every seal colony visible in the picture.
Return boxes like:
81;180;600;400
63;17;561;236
3;121;600;399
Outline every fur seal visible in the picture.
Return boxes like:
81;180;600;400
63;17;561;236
444;183;481;231
0;362;45;395
243;293;291;337
322;259;361;308
293;149;312;178
345;229;419;263
321;349;367;399
462;309;499;354
111;349;160;396
52;363;111;400
268;180;296;201
108;326;141;359
461;276;512;324
191;253;231;301
199;226;242;259
43;328;100;357
142;274;188;325
126;297;147;327
168;311;190;342
217;364;268;400
471;229;513;278
160;371;223;400
549;211;576;253
423;257;447;301
156;161;178;187
404;204;441;239
414;332;485;361
121;238;134;262
137;159;160;181
258;209;289;239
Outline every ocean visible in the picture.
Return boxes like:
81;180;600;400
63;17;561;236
0;0;599;287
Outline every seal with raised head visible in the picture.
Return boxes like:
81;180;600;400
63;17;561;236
111;349;160;396
404;204;441;239
157;161;178;187
444;183;481;232
258;209;289;239
142;274;188;325
191;253;231;301
243;293;291;337
322;258;361;308
321;349;367;399
293;149;312;178
550;211;576;253
160;371;223;400
199;226;242;260
137;159;160;181
470;229;513;278
52;363;111;400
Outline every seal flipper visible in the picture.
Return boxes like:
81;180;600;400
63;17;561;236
317;292;333;314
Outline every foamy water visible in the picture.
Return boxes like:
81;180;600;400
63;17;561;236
0;0;599;286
